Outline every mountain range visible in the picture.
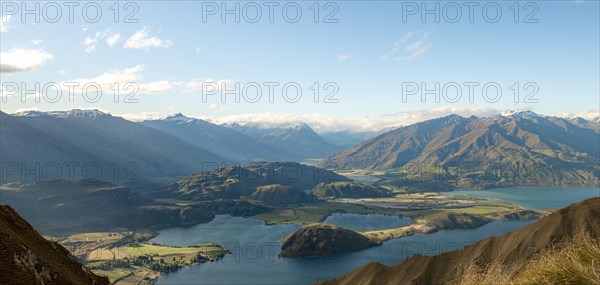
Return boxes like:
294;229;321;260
323;111;600;188
0;110;221;182
143;114;340;161
2;109;598;188
0;110;348;183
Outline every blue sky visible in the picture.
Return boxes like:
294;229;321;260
1;1;598;132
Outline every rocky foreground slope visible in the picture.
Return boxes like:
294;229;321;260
316;197;600;285
0;205;109;285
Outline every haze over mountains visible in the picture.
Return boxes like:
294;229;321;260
0;110;225;183
0;110;348;183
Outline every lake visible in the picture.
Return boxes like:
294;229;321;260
323;213;411;231
153;187;599;284
448;187;599;209
153;217;534;285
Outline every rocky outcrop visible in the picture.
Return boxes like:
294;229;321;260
251;184;313;205
280;224;381;258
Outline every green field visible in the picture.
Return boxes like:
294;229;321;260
120;243;221;256
91;269;131;283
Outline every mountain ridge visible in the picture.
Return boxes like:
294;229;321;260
322;111;599;188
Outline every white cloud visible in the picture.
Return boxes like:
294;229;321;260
209;113;395;133
404;31;433;60
391;30;421;53
562;109;600;121
0;15;12;32
57;69;66;75
62;65;173;95
205;107;505;133
106;33;121;47
31;39;43;45
384;106;500;122
400;30;420;44
84;29;121;52
0;48;54;74
115;111;162;121
123;27;172;50
382;30;433;61
337;54;352;61
14;107;41;113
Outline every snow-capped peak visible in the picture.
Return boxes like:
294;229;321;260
13;109;110;119
164;113;209;125
165;113;190;121
500;110;540;119
225;121;311;130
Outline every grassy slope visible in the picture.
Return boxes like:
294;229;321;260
459;233;600;285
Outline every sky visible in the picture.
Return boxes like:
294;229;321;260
1;0;599;132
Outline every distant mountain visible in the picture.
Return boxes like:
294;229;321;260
567;116;600;133
228;123;342;160
320;130;379;149
0;205;110;285
323;112;600;188
142;114;285;162
0;110;222;182
316;197;600;285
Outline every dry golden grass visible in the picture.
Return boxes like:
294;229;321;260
458;263;512;285
516;233;600;285
458;232;600;285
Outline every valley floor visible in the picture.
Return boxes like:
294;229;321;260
48;231;228;285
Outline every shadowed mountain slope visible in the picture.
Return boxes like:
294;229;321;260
0;205;110;285
1;110;222;182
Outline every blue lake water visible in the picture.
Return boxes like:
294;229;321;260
323;213;411;232
448;187;599;209
153;187;599;284
153;216;534;285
